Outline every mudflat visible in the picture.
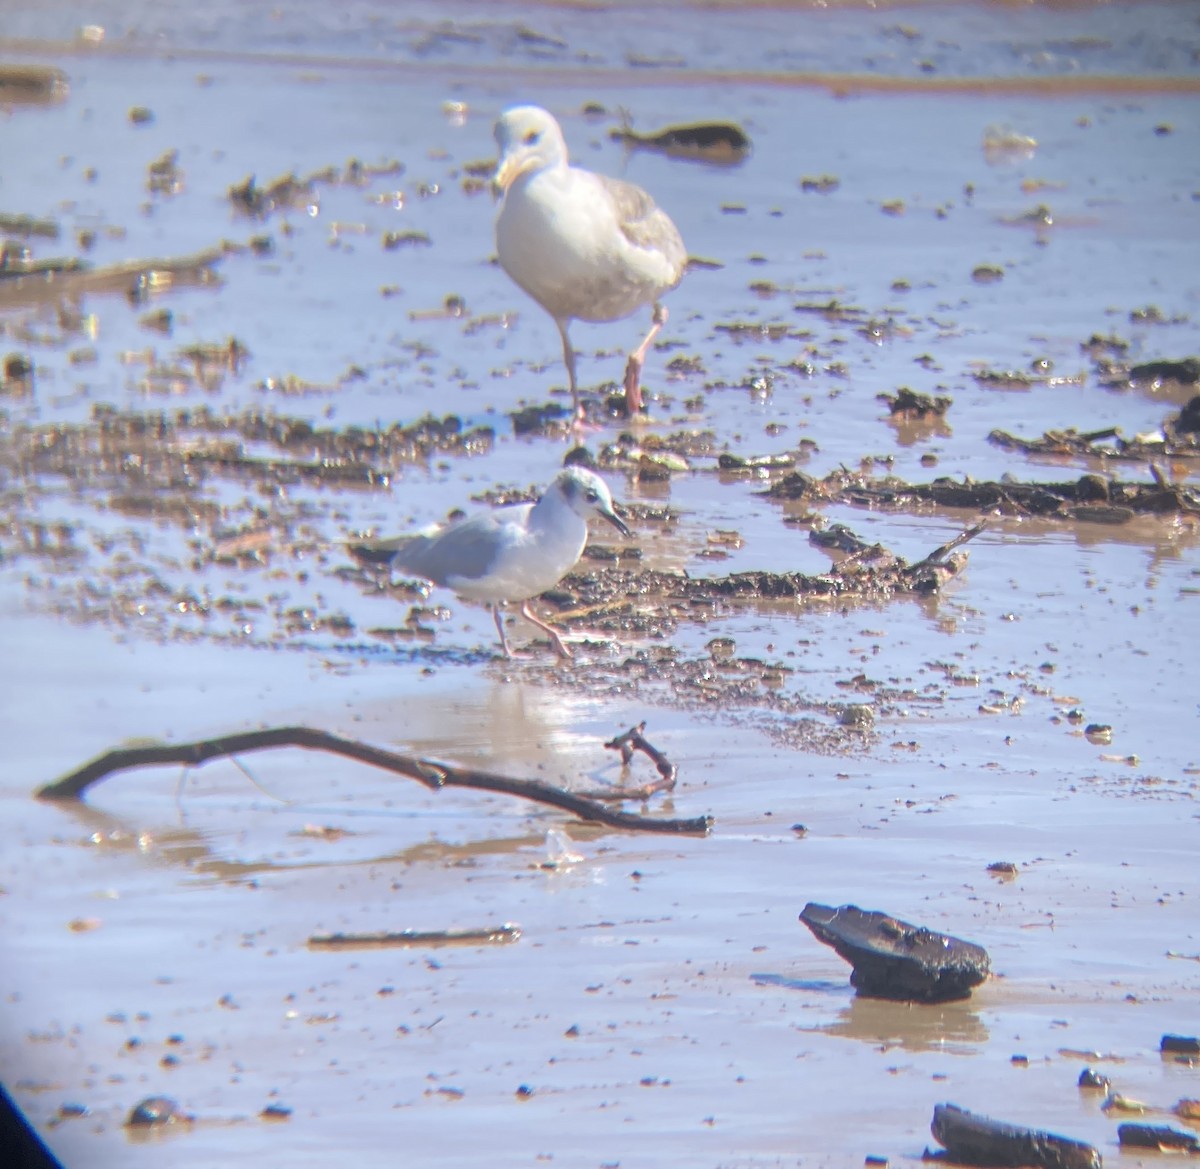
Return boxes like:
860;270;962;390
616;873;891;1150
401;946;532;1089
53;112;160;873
1;3;1198;1166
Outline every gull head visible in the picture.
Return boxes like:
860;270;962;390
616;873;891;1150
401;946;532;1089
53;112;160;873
550;466;631;538
493;105;569;195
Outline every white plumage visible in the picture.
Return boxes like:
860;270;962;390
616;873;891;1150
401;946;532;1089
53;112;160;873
351;467;630;658
493;105;687;417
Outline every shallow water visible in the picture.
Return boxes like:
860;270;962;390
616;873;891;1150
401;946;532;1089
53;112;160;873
2;2;1199;1166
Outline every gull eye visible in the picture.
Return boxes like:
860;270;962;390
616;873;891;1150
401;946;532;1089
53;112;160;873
584;489;599;504
523;129;540;145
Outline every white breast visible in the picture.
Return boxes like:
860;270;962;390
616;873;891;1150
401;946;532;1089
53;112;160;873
497;165;683;324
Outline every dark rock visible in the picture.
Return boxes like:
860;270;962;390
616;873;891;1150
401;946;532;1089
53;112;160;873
125;1095;192;1127
1129;357;1199;386
1173;395;1200;434
799;903;989;1003
881;386;952;417
610;120;751;165
1077;1068;1110;1091
1161;1033;1200;1055
509;401;570;436
1118;1123;1199;1152
931;1103;1101;1169
762;471;818;500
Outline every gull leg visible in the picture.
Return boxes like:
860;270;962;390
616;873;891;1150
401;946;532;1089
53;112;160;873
555;318;583;424
491;605;514;659
519;600;573;659
623;302;668;414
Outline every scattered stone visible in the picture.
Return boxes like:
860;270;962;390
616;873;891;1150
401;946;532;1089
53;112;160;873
987;861;1018;877
609;119;751;165
717;452;797;472
930;1103;1101;1169
382;229;431;249
0;213;60;238
879;387;952;417
126;1095;192;1127
1162;1034;1200;1055
0;63;69;102
1077;1068;1110;1091
837;704;875;730
1118;1123;1199;1153
1171;395;1200;436
1127;357;1200;387
799;903;990;1003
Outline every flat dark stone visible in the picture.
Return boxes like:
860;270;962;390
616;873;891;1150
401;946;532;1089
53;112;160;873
1130;357;1200;386
931;1103;1101;1169
1118;1123;1199;1152
1161;1033;1200;1055
799;902;989;1003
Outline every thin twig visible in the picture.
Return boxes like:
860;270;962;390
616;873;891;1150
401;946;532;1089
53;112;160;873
34;725;711;836
575;722;680;801
603;722;677;783
910;521;987;570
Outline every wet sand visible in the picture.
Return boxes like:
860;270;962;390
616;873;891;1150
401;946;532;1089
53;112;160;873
2;2;1199;1166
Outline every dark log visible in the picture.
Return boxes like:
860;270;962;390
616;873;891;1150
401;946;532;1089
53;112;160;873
34;726;712;836
799;903;989;1003
930;1103;1101;1169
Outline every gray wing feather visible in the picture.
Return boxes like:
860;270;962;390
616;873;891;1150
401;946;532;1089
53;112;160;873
598;174;687;277
383;514;505;586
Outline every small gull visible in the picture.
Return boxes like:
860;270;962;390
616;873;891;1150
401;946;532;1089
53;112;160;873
493;104;687;418
351;466;630;658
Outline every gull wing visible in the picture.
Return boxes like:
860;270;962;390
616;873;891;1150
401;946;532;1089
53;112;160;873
598;173;687;277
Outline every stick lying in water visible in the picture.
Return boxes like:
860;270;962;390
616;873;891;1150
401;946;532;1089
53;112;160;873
34;724;711;836
571;722;678;802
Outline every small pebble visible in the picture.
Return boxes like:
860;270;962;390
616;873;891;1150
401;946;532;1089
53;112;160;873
126;1095;191;1128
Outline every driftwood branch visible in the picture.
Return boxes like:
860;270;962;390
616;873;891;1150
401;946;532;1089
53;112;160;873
34;725;711;836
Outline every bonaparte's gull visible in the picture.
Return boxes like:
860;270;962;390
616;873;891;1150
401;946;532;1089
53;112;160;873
352;466;630;658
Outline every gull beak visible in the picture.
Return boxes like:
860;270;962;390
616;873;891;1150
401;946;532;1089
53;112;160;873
601;507;632;539
492;150;529;197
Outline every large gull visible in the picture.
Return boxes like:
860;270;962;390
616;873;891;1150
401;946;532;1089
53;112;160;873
493;105;687;419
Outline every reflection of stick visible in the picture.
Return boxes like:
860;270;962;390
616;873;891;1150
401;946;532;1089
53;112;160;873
35;725;711;836
309;924;521;949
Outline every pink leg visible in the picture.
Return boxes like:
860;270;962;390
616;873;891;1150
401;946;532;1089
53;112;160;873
519;600;573;659
491;605;514;658
623;302;668;414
